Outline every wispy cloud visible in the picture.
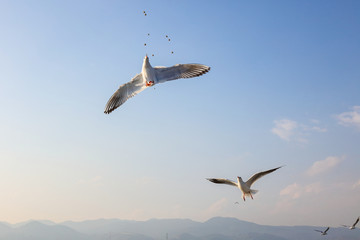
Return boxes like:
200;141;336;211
77;175;103;186
280;183;301;199
307;156;344;176
280;182;323;200
271;118;327;142
271;119;298;141
352;179;360;189
308;126;328;133
336;106;360;130
304;182;322;194
135;176;157;186
205;198;228;215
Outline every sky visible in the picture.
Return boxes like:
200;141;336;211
0;0;360;227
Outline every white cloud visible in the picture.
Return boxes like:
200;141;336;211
205;198;228;215
135;176;157;186
271;118;327;142
307;156;344;176
280;182;323;200
280;183;301;199
78;175;102;186
336;106;360;130
271;119;298;141
310;126;327;132
275;180;360;226
304;182;322;194
310;119;320;124
352;179;360;189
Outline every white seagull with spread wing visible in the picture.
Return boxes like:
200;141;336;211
342;217;359;230
315;227;330;235
207;166;283;201
104;55;210;113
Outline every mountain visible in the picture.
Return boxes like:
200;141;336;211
60;217;360;240
12;219;57;228
0;217;359;240
0;222;12;237
0;221;91;240
61;218;201;239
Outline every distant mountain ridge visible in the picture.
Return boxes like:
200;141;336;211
0;220;89;240
0;217;358;240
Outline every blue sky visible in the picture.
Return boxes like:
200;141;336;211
0;0;360;226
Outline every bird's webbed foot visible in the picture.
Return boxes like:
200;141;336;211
146;81;154;87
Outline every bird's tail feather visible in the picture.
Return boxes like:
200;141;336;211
250;189;258;194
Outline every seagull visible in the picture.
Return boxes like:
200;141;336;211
342;217;359;230
206;166;283;201
104;55;210;113
315;227;330;235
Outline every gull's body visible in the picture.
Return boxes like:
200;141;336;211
104;55;210;113
342;217;359;230
206;166;282;201
315;227;330;235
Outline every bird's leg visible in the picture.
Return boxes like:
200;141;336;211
250;193;253;200
146;81;154;87
242;196;245;201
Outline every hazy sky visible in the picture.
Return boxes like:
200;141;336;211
1;0;360;227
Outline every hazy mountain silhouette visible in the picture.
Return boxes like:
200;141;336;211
0;222;11;237
0;217;359;240
12;219;57;228
0;221;90;240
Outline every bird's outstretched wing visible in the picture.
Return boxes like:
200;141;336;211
206;178;238;187
245;166;283;187
353;217;359;227
324;227;330;233
155;64;210;83
104;74;145;114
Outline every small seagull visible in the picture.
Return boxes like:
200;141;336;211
168;38;171;41
145;13;147;16
206;166;283;201
171;51;174;54
152;54;154;56
342;217;359;230
104;55;210;113
144;43;147;46
147;33;150;36
166;35;168;38
315;227;330;235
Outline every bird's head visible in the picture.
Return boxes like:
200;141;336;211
237;176;243;182
143;54;151;68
